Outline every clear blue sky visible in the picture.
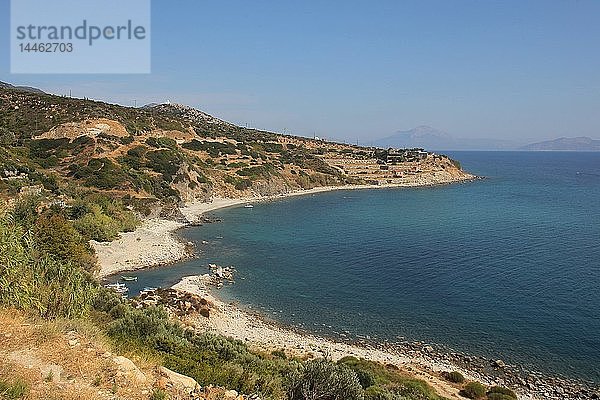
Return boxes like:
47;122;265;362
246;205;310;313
2;0;600;143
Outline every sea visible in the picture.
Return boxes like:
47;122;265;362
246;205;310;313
120;151;600;384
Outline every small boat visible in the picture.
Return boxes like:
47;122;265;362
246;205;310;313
139;287;158;295
244;204;254;208
121;276;138;282
105;282;128;294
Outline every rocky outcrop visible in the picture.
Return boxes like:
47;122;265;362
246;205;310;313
113;355;147;383
158;366;199;393
134;288;212;317
36;118;129;140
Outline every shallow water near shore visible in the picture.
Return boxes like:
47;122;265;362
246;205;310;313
124;151;600;384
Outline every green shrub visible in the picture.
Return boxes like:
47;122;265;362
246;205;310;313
271;349;287;359
0;209;96;319
287;359;363;400
182;139;237;157
74;204;120;242
99;298;293;398
460;382;487;399
149;388;168;400
122;145;148;169
0;127;16;146
0;378;28;399
145;149;183;181
119;135;135;145
234;179;252;191
486;394;516;400
70;158;128;190
445;371;465;383
235;164;275;178
487;386;516;399
34;213;96;271
146;137;177;149
11;194;42;229
364;386;395;400
354;368;376;389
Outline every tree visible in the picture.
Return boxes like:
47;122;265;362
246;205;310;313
0;127;16;146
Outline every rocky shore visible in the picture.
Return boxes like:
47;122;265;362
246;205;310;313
170;276;598;400
93;198;247;279
93;176;600;399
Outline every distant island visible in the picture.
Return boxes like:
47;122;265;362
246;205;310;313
375;126;600;152
374;126;519;151
520;137;600;151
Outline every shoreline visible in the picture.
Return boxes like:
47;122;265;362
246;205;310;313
172;275;468;400
94;177;597;399
94;177;478;279
172;275;597;400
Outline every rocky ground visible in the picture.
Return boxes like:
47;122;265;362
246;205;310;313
0;308;255;400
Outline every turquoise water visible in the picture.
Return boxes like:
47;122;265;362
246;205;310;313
124;152;600;383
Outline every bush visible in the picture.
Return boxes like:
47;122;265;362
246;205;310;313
70;158;129;190
460;382;487;399
235;164;275;178
364;386;394;400
146;137;177;149
34;213;96;271
145;149;183;181
11;194;42;229
486;394;516;400
445;371;465;384
0;209;96;319
0;127;16;146
271;349;287;359
74;204;120;242
0;378;28;399
287;359;363;400
487;386;516;399
149;388;167;400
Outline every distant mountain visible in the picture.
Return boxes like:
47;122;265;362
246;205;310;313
374;126;519;151
521;137;600;151
0;81;46;94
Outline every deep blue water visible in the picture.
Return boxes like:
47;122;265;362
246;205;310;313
120;152;600;383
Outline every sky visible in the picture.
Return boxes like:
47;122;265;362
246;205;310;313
1;0;600;143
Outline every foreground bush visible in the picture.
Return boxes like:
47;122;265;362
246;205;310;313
287;359;363;400
444;371;465;384
460;382;487;399
97;292;295;398
487;386;517;400
0;209;96;319
34;213;97;271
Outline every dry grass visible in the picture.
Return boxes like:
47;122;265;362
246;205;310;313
0;308;250;400
0;308;155;400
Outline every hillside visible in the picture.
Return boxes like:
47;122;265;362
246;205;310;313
0;85;472;211
520;136;600;151
0;84;487;400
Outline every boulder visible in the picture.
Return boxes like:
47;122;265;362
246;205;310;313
223;389;239;399
159;366;199;393
113;356;147;383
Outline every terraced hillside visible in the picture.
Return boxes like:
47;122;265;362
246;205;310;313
0;84;473;212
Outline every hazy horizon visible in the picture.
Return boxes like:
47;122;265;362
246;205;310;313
2;0;599;143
